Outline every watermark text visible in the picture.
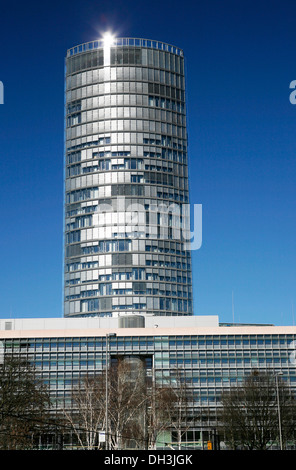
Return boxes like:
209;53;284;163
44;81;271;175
0;81;3;104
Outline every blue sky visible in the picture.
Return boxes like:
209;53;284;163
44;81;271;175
0;0;295;325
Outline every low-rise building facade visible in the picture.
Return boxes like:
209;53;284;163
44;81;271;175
0;315;295;449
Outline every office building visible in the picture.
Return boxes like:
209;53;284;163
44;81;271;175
2;35;293;451
1;315;296;449
64;37;193;318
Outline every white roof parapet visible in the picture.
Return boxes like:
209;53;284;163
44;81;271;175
1;315;296;339
0;315;219;332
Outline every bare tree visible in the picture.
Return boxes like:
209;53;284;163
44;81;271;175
161;368;195;450
110;363;193;450
108;357;151;449
219;370;296;450
64;374;105;449
64;361;197;450
144;383;176;449
0;355;51;449
64;359;152;450
134;367;195;450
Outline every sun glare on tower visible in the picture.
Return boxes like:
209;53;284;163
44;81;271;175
102;32;115;48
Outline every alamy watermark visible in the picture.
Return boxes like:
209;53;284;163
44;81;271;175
289;80;296;104
0;81;3;104
89;197;202;251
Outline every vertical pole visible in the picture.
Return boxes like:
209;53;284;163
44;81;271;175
152;357;156;450
275;374;283;450
105;333;116;450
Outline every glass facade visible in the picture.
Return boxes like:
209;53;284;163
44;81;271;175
2;322;296;449
64;38;193;317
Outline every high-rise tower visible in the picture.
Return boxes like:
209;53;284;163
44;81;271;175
64;36;193;317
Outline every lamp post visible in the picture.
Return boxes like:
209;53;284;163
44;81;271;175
105;333;116;450
275;372;283;450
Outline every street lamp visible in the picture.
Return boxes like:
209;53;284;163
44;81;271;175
275;372;283;450
105;333;116;450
